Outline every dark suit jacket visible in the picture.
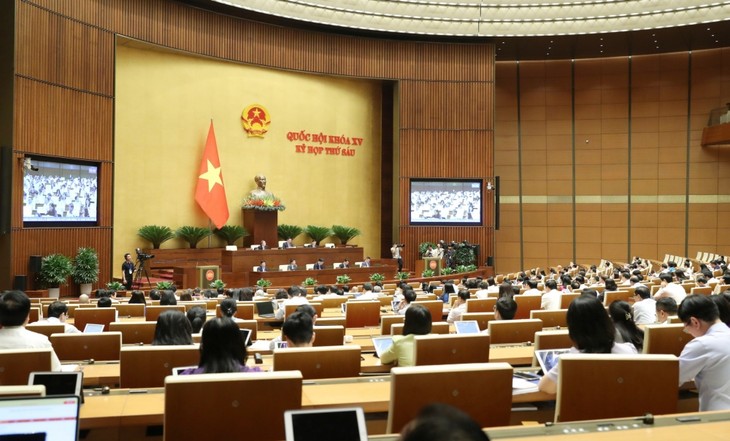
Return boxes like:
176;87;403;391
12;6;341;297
313;263;325;270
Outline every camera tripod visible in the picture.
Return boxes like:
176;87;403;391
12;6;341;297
133;258;152;288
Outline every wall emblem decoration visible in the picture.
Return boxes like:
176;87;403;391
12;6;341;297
241;104;271;137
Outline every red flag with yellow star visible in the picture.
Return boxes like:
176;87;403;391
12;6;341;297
195;122;229;229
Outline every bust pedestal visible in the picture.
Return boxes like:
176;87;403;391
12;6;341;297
242;209;278;248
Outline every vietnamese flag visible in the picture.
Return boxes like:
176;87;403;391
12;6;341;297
195;122;229;229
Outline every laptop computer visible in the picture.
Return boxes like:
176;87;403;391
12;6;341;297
28;372;84;403
240;328;252;347
371;336;394;358
83;323;104;333
534;348;572;374
171;365;197;375
0;395;81;440
255;301;275;318
284;407;368;441
454;320;480;334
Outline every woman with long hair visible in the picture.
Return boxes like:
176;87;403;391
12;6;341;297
381;304;432;367
180;318;261;374
609;300;644;351
538;295;637;394
152;310;193;345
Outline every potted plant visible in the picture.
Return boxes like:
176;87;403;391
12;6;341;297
395;271;410;281
441;267;455;275
304;225;332;246
456;264;469;274
422;269;435;278
138;225;175;249
106;281;124;293
336;274;352;285
210;279;226;295
213;225;248;246
278;224;303;241
156;280;174;291
176;226;212;249
369;273;385;283
303;277;318;287
39;253;73;298
256;278;272;289
72;247;99;295
331;225;361;246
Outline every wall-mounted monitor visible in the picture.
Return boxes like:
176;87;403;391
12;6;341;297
23;157;99;227
409;178;482;226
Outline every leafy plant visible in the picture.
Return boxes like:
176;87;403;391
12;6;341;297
422;269;435;278
278;224;303;241
331;225;361;245
466;264;477;272
210;279;226;290
454;244;476;266
395;271;410;281
213;225;248;246
441;267;455;275
456;265;470;274
72;247;99;285
256;278;272;288
39;254;73;288
336;274;352;284
304;225;332;246
303;277;318;286
138;225;175;249
242;194;286;211
156;280;174;290
369;273;385;283
106;281;124;292
176;226;212;249
418;242;436;258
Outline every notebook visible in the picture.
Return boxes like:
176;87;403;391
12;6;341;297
454;320;480;334
83;323;104;333
28;372;83;403
255;301;275;318
371;336;394;358
0;395;80;441
534;348;572;374
284;407;367;441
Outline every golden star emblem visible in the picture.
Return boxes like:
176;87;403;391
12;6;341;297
199;159;223;191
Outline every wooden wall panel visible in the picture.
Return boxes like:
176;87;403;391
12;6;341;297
400;81;493;129
399;131;492;177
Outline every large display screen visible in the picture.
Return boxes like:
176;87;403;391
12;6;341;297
23;157;99;227
409;179;482;226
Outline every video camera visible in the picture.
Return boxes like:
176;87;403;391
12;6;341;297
135;248;155;260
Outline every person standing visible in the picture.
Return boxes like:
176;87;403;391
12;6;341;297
391;243;404;272
122;253;135;290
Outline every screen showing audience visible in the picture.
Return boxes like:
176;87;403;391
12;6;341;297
409;179;482;226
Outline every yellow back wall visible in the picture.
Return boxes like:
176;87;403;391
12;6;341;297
113;41;382;277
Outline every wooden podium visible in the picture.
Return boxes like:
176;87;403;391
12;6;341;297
242;208;278;247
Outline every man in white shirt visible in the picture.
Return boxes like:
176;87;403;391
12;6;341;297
356;283;379;300
32;301;80;333
678;295;730;411
0;291;61;371
522;279;542;297
446;290;469;323
474;281;490;299
274;286;309;319
654;273;687;304
541;279;562;310
631;285;656;325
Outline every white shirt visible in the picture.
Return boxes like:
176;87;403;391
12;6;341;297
274;296;309;319
541;290;562;310
474;289;489;299
679;322;730;411
0;326;62;371
356;291;379;300
33;316;81;334
655;283;687;304
631;298;657;325
523;288;542;297
544;342;638;384
446;303;467;324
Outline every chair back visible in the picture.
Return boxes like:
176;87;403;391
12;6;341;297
273;346;361;379
50;332;122;362
284;302;323;319
461;312;496;330
414;334;490;366
0;385;46;397
72;307;116;332
391;321;449;335
413;300;444;322
487;319;543;344
345;301;380;327
315;317;346;327
180;301;207;312
465;298;496;312
560;293;580;309
236;319;258;341
164;371;302;441
29;307;41;323
690;286;712;295
120;345;200;388
380;315;405;335
109;321;157;344
643;324;694;356
530;309;568;328
603;290;632;306
312;325;345;347
115;303;145;318
556;354;679;422
0;348;52;385
318;297;348;309
387;362;513;433
215;302;255;320
26;323;66;338
514;295;542;319
145;305;186;322
532;330;572;366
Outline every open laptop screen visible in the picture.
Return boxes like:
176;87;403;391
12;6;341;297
83;323;104;333
371;337;394;358
284;407;367;441
0;396;80;441
28;372;83;400
255;301;274;317
454;320;480;334
534;348;572;374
